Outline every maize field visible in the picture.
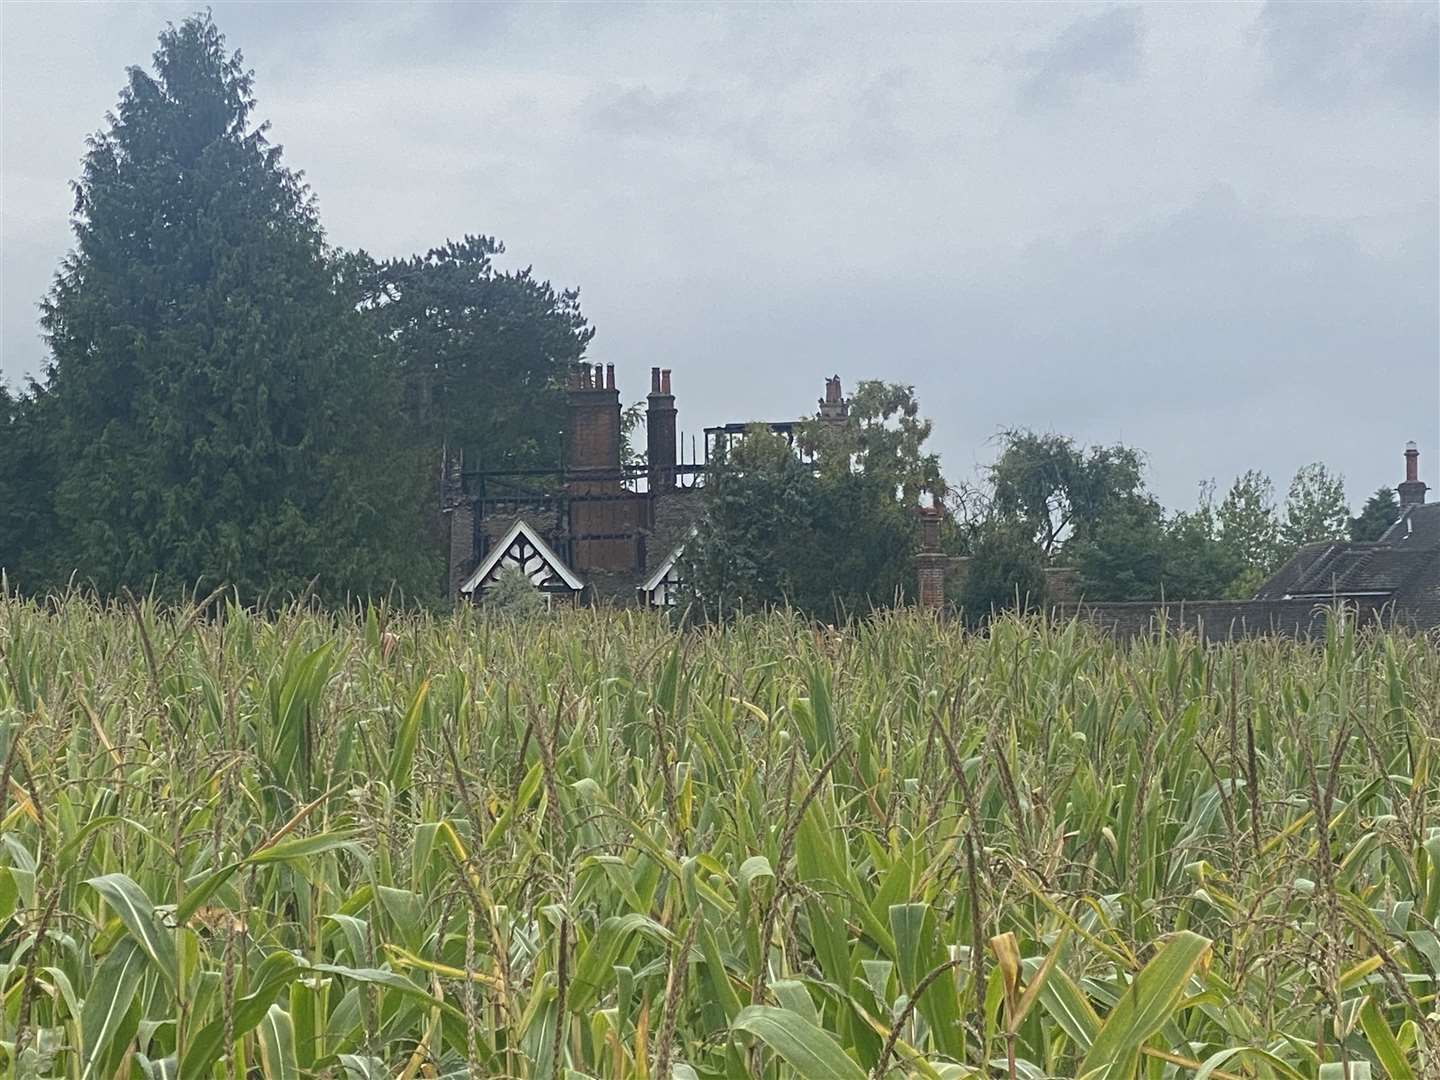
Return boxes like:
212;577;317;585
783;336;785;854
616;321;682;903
0;594;1436;1078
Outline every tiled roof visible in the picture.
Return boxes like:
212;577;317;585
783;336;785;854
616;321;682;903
1381;501;1440;550
1254;542;1345;600
1253;502;1439;627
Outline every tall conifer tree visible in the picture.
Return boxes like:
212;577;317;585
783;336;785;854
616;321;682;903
40;15;434;601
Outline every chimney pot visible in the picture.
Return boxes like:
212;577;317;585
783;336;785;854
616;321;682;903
1399;441;1428;507
605;363;616;390
661;369;671;394
651;366;662;393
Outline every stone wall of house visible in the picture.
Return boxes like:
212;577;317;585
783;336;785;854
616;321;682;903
447;502;476;598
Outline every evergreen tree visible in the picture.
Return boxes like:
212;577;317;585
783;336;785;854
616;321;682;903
1349;487;1400;542
39;15;434;602
683;428;818;618
0;384;62;588
1072;496;1242;603
482;564;547;617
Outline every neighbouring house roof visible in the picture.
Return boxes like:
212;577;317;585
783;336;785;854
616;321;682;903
1382;501;1440;549
1253;502;1439;615
459;519;584;595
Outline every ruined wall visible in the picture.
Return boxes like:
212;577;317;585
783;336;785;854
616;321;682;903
446;503;477;598
569;495;648;574
646;488;703;578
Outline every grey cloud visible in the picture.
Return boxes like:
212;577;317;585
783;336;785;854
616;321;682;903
1018;6;1143;108
2;3;1435;513
641;185;1436;507
1258;1;1439;112
584;85;701;139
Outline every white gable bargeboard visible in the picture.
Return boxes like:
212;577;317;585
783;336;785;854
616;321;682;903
460;520;584;595
638;533;693;607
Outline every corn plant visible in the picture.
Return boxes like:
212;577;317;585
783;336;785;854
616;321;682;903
0;590;1434;1079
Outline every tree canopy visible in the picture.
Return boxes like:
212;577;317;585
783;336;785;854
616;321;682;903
953;520;1048;622
1350;487;1400;542
352;236;593;470
685;381;935;620
988;430;1151;557
25;13;435;602
1278;462;1348;551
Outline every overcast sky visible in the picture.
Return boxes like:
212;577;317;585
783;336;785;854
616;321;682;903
3;1;1437;508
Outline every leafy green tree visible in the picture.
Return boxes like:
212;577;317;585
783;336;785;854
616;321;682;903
353;237;593;470
1161;499;1245;599
1349;487;1399;542
1073;491;1242;602
683;428;817;617
801;380;944;503
953;519;1047;622
989;431;1150;556
37;15;434;603
1278;462;1348;551
685;423;919;621
1217;470;1280;594
784;471;917;617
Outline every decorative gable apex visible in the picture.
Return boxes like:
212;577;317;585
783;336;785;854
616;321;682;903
459;520;584;596
638;528;696;607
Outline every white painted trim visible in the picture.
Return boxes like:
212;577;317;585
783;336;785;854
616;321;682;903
639;547;683;594
638;528;697;595
459;519;584;595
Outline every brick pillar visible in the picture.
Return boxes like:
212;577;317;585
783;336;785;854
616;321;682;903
646;367;677;491
818;374;849;423
916;505;945;610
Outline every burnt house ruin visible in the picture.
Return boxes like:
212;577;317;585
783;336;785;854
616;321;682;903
441;365;846;606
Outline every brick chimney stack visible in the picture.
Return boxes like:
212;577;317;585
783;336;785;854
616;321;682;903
646;366;677;491
1399;440;1428;508
916;505;946;611
818;375;849;423
566;361;621;491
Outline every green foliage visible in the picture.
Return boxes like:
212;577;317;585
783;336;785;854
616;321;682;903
989;430;1150;556
0;596;1433;1078
1279;462;1349;551
353;235;593;470
1217;469;1282;584
0;383;60;587
954;519;1048;620
32;14;434;603
1350;487;1400;542
801;380;944;503
1074;488;1244;602
684;428;814;615
482;563;547;616
685;419;919;621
